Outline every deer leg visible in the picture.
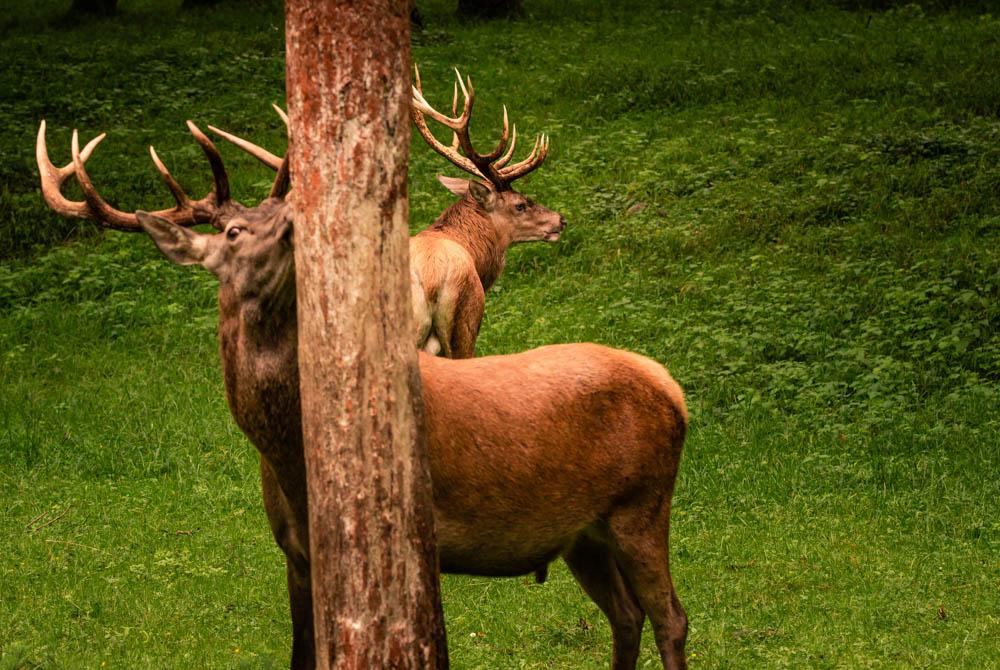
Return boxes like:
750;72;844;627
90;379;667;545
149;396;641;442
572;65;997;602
608;504;687;670
260;460;316;669
430;303;455;358
564;534;645;670
287;559;316;670
449;281;484;359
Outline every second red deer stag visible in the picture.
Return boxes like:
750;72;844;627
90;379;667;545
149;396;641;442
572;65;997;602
208;69;568;358
408;67;566;357
38;120;688;670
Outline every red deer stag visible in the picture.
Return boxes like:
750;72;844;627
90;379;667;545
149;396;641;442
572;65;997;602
37;120;688;670
408;67;566;357
208;67;567;358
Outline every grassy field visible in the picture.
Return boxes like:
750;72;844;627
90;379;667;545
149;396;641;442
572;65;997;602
2;0;1000;668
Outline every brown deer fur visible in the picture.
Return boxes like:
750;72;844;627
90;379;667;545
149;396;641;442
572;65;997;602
128;201;688;670
411;176;566;358
36;116;686;669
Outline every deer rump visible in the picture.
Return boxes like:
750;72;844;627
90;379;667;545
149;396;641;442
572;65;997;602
418;343;686;577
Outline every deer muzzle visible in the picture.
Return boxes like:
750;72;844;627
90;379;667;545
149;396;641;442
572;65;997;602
544;216;567;242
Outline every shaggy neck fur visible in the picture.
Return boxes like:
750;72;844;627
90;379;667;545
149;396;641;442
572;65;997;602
425;195;511;291
217;286;304;490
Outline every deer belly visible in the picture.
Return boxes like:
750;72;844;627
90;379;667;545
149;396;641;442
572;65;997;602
434;514;580;577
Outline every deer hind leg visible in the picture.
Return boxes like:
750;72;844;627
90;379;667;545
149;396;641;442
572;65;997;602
411;272;441;356
607;501;688;670
563;533;646;670
449;281;484;359
428;292;456;359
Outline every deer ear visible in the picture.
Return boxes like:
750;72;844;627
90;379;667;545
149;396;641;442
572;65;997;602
137;211;210;267
467;180;496;211
436;174;470;197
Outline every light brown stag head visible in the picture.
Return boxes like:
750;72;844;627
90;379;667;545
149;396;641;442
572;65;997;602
411;66;567;243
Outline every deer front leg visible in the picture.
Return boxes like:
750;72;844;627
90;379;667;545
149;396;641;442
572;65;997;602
449;280;485;359
260;459;316;669
287;558;316;670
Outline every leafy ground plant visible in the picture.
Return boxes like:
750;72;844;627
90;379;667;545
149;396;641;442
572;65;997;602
2;0;999;668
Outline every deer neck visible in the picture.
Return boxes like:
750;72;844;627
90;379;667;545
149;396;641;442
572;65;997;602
217;287;303;482
430;198;510;291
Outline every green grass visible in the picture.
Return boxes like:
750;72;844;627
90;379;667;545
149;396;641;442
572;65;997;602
3;0;1000;667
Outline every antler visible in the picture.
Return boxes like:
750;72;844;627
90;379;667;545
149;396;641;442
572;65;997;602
207;104;291;199
37;119;236;232
410;65;549;192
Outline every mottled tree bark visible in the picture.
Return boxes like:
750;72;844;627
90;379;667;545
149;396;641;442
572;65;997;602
285;1;448;669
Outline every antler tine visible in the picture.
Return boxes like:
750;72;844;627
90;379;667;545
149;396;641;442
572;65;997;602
270;156;291;200
186;120;230;205
37;120;106;220
207;123;284;171
498;132;549;182
455;67;468;97
71;129;146;231
449;80;460;151
480;104;511;163
494;123;517;168
149;145;190;207
447;68;483;161
272;103;289;127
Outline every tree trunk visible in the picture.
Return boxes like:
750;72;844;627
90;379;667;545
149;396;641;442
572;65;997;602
457;0;523;19
285;1;448;669
69;0;117;16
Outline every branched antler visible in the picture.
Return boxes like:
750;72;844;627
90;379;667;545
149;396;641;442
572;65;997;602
207;104;290;199
410;65;548;191
37;120;239;231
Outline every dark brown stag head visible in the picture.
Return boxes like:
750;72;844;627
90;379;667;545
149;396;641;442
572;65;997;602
411;66;567;243
36;117;294;304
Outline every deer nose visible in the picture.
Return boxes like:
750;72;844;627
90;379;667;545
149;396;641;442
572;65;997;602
559;216;567;230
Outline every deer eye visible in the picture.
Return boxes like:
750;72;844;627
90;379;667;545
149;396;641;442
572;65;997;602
226;226;243;240
515;203;528;212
